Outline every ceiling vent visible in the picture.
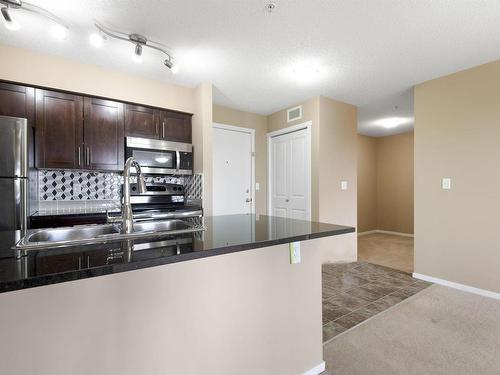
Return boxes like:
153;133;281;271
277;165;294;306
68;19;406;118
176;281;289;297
287;105;302;123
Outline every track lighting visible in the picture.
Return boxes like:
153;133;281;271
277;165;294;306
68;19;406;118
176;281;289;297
0;0;68;38
95;22;177;72
1;6;20;30
133;43;143;63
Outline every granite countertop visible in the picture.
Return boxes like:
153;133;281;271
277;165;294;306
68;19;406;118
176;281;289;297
0;215;355;293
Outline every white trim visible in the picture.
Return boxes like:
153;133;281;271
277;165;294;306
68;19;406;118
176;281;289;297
287;105;303;122
212;122;256;215
357;229;414;238
267;121;312;138
302;361;326;375
413;273;500;300
267;121;312;220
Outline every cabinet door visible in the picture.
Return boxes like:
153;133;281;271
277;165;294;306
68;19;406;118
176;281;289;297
0;82;35;126
124;104;159;139
35;89;83;169
84;97;124;171
160;110;192;143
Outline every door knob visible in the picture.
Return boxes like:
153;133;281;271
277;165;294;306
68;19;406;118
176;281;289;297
245;198;252;203
285;199;289;202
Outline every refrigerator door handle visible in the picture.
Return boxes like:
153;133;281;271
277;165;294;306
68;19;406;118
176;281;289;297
13;178;28;233
14;119;28;177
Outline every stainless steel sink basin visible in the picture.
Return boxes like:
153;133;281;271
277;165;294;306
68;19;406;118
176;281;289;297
15;219;205;253
26;225;121;243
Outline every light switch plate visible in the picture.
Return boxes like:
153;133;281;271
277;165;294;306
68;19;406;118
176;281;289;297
341;180;348;190
289;242;301;264
255;182;260;191
442;178;451;190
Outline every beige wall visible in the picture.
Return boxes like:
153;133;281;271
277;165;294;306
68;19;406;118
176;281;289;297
377;132;414;234
357;135;378;232
0;240;324;375
212;105;268;214
415;60;500;294
0;44;194;113
357;132;414;234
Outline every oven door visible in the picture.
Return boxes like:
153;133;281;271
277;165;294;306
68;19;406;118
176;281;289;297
127;147;177;175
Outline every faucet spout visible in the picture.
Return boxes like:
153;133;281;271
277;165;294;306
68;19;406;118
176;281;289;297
122;157;146;234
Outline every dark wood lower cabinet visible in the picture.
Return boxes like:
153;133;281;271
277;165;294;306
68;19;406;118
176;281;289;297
35;89;83;169
84;97;124;171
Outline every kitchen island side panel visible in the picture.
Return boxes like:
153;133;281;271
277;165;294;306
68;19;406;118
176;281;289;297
0;239;327;375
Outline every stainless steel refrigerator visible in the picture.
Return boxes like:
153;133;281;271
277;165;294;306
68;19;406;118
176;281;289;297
0;116;37;234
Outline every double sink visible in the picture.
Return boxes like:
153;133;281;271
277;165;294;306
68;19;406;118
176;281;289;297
15;219;204;253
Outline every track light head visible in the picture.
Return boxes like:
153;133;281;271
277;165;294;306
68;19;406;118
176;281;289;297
1;6;20;30
163;58;173;69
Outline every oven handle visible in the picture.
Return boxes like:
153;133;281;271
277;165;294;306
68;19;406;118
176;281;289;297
176;150;180;172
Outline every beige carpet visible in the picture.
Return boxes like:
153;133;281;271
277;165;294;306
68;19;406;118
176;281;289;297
358;233;413;273
323;285;500;375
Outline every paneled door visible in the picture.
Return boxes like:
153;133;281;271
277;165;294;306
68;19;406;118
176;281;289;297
35;89;83;169
269;125;311;220
83;97;124;171
213;124;255;215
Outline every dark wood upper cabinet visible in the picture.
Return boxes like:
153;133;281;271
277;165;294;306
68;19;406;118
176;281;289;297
124;104;160;139
35;89;83;169
0;82;35;126
160;110;192;143
83;97;124;171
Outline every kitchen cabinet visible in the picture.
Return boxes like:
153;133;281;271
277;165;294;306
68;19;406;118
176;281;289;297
0;82;35;126
36;89;125;171
124;104;160;139
83;97;124;171
35;89;83;169
160;110;192;143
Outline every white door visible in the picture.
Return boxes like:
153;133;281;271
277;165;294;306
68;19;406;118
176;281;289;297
269;126;311;220
213;125;254;215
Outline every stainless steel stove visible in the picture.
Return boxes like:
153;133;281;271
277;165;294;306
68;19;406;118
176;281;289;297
129;182;202;221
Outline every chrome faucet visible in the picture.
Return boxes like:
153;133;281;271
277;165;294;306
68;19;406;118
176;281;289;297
121;157;147;234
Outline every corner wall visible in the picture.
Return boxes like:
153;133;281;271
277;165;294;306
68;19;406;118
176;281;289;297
414;60;500;294
267;96;358;263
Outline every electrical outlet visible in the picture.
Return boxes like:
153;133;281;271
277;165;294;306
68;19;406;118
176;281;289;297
73;183;81;195
289;242;301;264
255;182;260;191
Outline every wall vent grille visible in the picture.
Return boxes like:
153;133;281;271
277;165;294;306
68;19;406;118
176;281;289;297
287;105;302;122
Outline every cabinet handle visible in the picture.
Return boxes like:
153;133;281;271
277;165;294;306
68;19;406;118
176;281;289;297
162;121;165;138
86;147;90;166
77;146;81;167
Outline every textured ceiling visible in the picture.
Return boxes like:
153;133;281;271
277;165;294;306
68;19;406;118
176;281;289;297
1;0;499;136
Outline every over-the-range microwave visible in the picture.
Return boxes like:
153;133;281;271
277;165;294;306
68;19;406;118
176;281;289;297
125;137;193;175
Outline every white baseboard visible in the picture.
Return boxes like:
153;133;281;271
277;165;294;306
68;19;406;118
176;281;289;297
302;361;326;375
413;273;500;300
357;229;414;238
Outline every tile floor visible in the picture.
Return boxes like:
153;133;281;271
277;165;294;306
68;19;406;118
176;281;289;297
358;233;414;273
322;261;431;343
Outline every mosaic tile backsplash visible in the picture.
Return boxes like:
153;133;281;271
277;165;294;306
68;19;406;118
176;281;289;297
39;170;190;201
38;170;203;202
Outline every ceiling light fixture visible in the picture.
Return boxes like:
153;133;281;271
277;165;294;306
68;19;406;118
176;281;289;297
95;22;176;72
133;43;143;63
292;64;320;83
1;5;20;30
0;0;68;37
89;33;104;48
372;117;413;129
264;3;276;13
